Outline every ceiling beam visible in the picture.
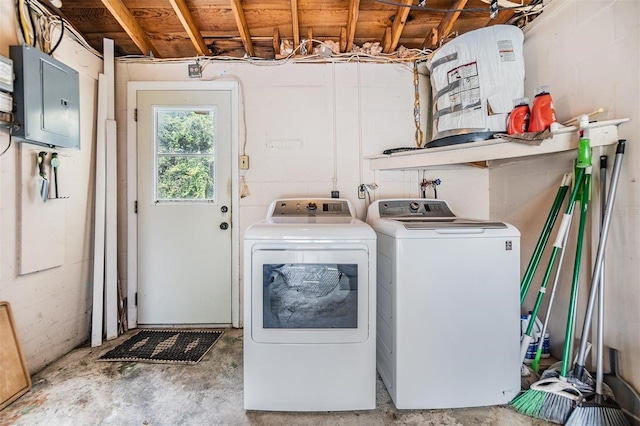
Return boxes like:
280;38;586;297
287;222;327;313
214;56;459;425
382;26;392;53
100;0;160;58
306;28;313;55
290;0;300;51
273;27;281;56
425;0;468;48
169;0;210;56
383;0;413;53
345;0;360;53
229;0;255;57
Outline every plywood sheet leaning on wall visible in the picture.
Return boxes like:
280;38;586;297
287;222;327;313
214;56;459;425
0;301;32;410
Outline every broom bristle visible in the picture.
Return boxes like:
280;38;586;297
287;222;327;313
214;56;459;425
565;406;631;426
510;388;546;418
565;393;631;426
538;392;575;424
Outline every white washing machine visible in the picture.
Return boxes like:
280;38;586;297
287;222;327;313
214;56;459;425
243;198;376;411
366;199;521;409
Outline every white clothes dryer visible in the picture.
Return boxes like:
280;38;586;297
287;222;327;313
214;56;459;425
366;199;521;409
244;198;376;411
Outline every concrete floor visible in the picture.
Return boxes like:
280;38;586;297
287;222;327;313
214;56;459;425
1;328;553;426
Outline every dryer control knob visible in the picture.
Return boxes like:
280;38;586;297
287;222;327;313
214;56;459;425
410;202;420;211
307;202;317;212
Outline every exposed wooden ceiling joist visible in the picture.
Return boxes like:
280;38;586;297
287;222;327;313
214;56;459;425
290;0;300;51
168;0;210;56
273;27;281;56
100;0;160;58
423;0;469;49
383;0;414;54
345;0;360;53
58;0;541;60
229;0;255;57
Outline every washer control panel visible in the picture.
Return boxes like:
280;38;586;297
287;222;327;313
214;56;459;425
378;199;455;218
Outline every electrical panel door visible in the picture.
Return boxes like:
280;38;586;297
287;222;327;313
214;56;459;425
10;44;80;149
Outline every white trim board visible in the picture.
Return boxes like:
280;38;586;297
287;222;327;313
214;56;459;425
126;80;241;328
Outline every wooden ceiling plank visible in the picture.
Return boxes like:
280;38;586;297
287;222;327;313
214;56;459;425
168;0;210;55
290;0;300;51
229;0;255;57
100;0;160;57
383;0;413;53
345;0;360;53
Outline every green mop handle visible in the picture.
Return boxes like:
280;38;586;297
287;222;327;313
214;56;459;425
530;203;576;373
561;168;591;377
520;173;572;305
520;168;585;363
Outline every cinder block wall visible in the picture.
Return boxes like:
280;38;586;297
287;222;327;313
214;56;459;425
491;0;640;390
0;0;102;372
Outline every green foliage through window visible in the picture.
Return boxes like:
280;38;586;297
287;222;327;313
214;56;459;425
155;109;216;201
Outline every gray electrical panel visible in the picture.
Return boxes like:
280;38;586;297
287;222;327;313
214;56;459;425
10;44;80;149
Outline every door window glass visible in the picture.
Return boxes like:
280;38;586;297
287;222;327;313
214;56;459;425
262;263;358;329
154;108;216;202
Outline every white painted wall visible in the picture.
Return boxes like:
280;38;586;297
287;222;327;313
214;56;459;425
0;1;102;372
491;0;639;389
115;60;489;331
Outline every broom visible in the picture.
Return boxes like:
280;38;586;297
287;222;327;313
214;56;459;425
565;153;630;426
520;173;571;305
572;141;626;384
517;168;585;366
529;203;575;374
512;167;591;424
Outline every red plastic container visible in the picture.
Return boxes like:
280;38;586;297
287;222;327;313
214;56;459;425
507;98;530;135
528;86;557;132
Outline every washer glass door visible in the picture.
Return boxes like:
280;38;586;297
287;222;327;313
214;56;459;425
251;248;369;344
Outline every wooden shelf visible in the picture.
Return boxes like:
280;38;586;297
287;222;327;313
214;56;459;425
366;119;629;170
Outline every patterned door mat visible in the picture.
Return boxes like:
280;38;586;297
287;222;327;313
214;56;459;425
99;329;223;364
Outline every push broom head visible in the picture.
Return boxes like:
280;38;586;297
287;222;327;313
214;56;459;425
565;392;631;426
528;377;582;424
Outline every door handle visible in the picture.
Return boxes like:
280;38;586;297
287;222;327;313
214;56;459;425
220;222;229;230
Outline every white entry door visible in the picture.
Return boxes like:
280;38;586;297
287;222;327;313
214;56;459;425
137;90;232;325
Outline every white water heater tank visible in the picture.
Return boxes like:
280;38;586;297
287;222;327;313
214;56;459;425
428;25;524;143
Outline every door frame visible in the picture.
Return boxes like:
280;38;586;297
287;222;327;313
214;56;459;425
126;80;240;328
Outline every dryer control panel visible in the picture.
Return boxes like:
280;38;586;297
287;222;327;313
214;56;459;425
378;199;455;218
272;199;352;217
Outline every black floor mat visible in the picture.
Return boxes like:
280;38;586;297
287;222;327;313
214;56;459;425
99;329;223;364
